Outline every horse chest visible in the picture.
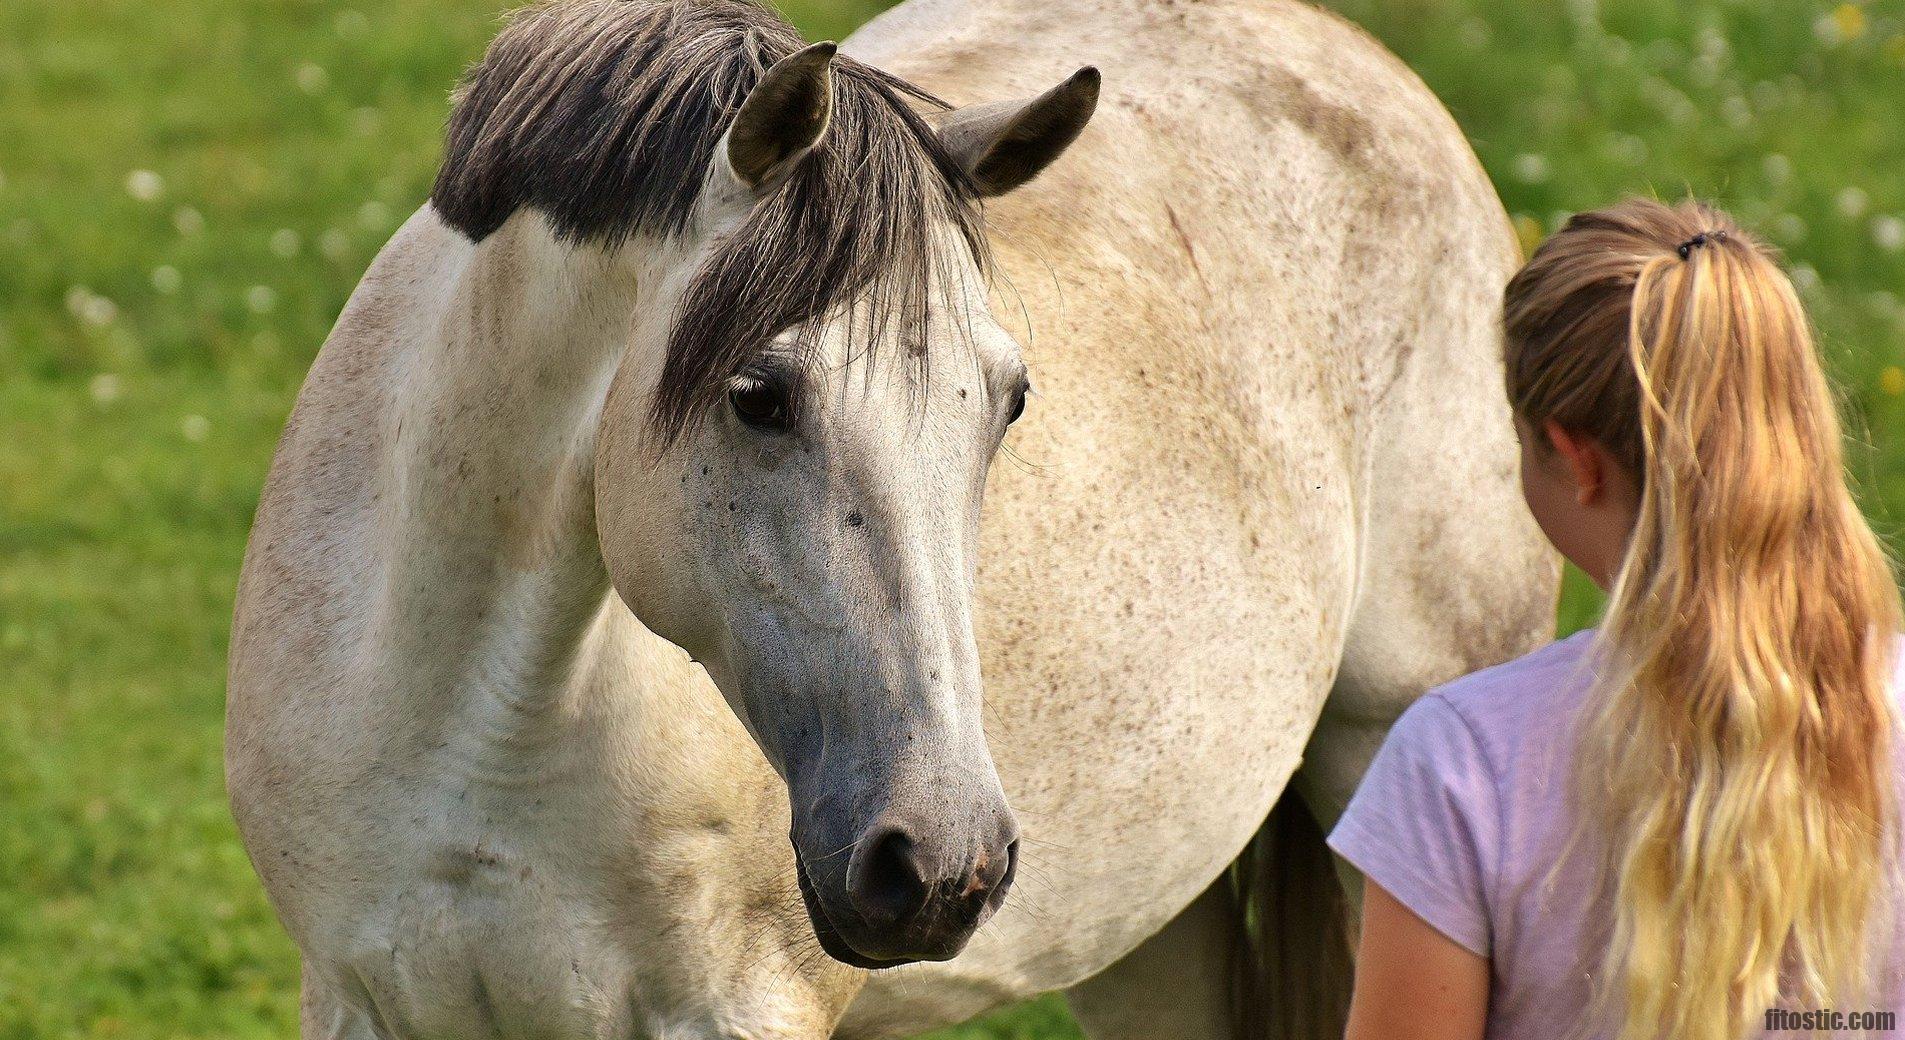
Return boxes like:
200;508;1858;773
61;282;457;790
304;763;799;1040
323;828;636;1039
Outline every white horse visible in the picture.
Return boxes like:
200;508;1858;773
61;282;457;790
227;0;1556;1037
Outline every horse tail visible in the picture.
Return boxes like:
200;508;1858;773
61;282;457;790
1227;783;1355;1040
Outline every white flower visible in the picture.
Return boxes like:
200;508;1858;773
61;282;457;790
334;9;369;36
125;169;165;202
351;107;382;136
270;228;301;258
1838;186;1870;219
319;229;351;260
181;414;210;443
1790;263;1821;294
150;265;182;294
1641;77;1697;125
246;285;278;313
89;373;123;405
66;287;118;326
357;200;389;230
173;207;205;235
296;63;330;95
1511;153;1551;184
1762;154;1793;186
1772;213;1808;244
1695;26;1730;63
1607;134;1648;166
1873;215;1905;253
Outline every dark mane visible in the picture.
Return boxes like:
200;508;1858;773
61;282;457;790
431;0;988;440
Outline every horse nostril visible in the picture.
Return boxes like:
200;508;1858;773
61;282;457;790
972;836;1018;910
848;826;930;925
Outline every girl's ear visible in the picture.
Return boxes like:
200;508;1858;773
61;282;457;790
1542;419;1607;506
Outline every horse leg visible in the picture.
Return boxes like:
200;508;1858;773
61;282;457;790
300;965;380;1040
1062;876;1239;1040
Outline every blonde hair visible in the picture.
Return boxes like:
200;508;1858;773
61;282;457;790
1503;198;1902;1040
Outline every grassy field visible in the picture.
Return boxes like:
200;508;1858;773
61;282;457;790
2;0;1902;1036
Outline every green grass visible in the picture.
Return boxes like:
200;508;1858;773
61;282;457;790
2;0;1901;1036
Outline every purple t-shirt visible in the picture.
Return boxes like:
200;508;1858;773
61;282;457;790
1328;630;1905;1040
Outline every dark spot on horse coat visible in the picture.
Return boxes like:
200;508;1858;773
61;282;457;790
1249;67;1376;166
1163;203;1204;285
845;510;865;527
470;972;501;1036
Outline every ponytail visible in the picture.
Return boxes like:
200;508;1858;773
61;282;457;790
1504;198;1901;1040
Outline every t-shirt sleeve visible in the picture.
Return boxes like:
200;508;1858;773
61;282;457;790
1326;692;1501;958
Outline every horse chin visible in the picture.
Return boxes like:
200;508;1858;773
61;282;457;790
793;850;922;971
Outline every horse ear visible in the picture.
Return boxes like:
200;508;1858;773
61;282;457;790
723;41;838;193
935;67;1100;197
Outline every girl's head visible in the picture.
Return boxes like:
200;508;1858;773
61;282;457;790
1502;198;1901;1040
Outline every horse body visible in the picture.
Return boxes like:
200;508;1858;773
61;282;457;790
227;1;1555;1037
842;2;1556;1032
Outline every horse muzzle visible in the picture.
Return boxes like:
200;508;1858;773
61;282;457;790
793;805;1019;968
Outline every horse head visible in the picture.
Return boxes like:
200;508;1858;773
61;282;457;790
435;1;1096;967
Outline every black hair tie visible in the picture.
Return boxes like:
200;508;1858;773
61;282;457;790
1676;229;1728;260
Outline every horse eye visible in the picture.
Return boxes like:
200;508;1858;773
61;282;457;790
729;375;791;432
1006;383;1029;425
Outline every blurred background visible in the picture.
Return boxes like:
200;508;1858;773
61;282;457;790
2;0;1902;1036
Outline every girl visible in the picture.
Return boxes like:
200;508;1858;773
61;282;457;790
1330;198;1904;1040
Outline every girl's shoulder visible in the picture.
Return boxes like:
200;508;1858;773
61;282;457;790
1407;629;1905;782
1389;630;1602;785
1434;628;1599;702
1325;636;1607;957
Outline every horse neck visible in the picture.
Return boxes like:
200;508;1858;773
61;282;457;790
373;210;665;748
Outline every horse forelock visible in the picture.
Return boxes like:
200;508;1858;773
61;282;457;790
430;0;991;443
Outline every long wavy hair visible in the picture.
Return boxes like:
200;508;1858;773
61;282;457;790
1503;198;1901;1040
